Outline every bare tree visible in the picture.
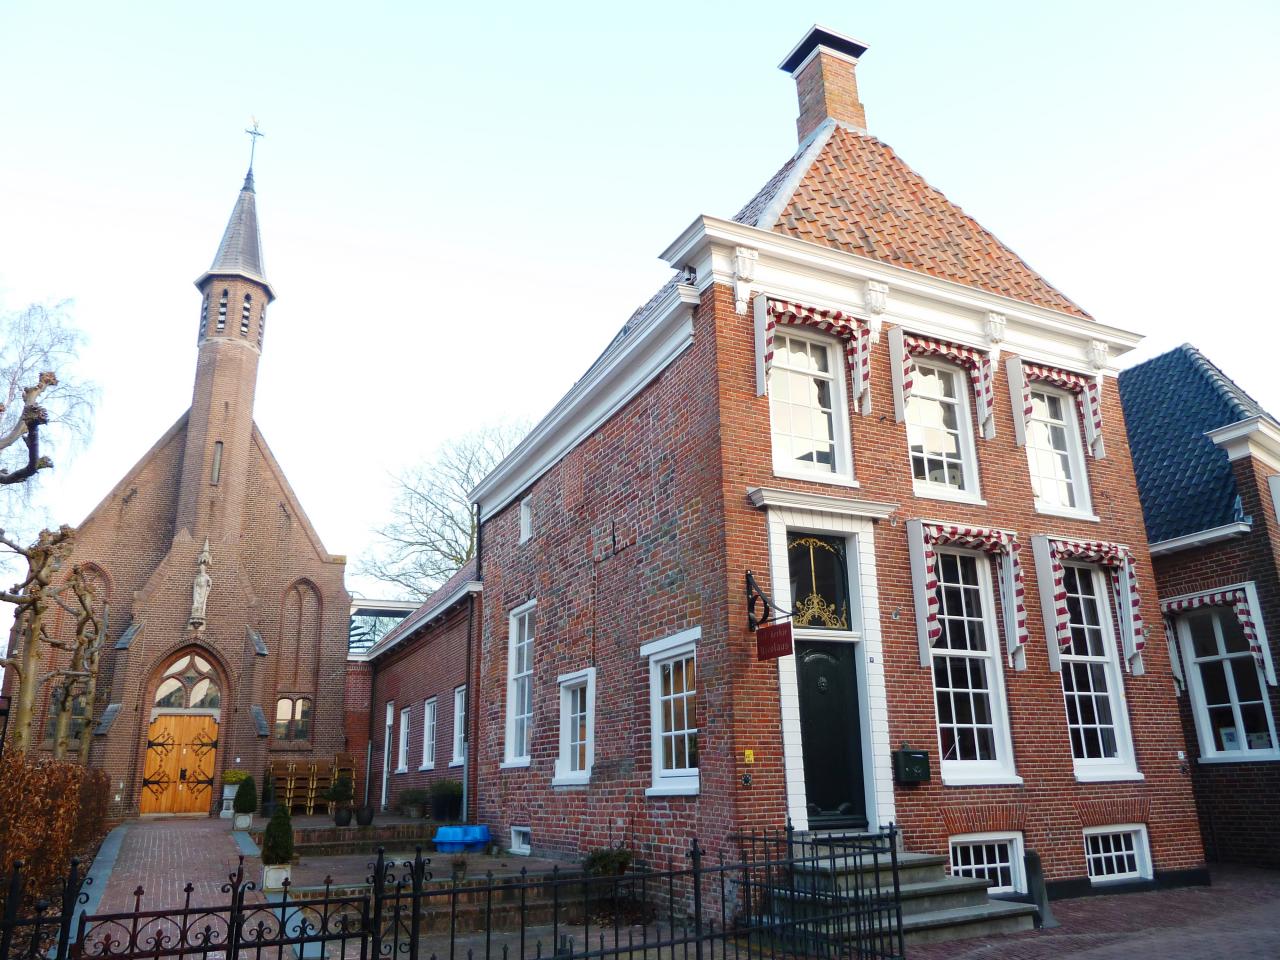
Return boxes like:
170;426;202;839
362;423;528;599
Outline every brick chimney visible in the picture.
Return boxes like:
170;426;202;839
780;25;869;143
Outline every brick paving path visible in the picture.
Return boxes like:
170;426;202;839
92;817;250;914
910;865;1280;959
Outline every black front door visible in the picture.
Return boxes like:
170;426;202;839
797;642;867;829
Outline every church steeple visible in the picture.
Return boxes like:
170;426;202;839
177;161;276;542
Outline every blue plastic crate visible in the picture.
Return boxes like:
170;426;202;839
434;825;490;853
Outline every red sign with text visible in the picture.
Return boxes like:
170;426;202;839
756;620;794;661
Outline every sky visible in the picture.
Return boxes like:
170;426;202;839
1;0;1277;602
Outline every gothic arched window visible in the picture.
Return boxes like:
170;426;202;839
274;697;312;740
240;294;252;336
154;653;221;710
217;290;228;331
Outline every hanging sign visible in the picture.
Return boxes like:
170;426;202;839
756;620;794;661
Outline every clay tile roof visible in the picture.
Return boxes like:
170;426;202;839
736;123;1090;319
1119;345;1275;543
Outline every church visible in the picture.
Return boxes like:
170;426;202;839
34;166;352;819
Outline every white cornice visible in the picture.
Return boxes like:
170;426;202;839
747;486;897;520
357;580;482;662
471;281;700;519
1148;522;1253;557
659;215;1142;371
1207;416;1280;473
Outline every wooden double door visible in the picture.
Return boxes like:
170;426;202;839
140;714;219;814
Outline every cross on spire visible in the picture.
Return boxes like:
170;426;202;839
245;119;264;172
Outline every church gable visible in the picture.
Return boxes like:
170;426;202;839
240;424;340;565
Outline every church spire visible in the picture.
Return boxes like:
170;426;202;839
194;123;275;300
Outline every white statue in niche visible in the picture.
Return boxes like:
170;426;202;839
189;539;213;628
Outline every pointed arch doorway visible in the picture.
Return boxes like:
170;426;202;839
140;652;222;815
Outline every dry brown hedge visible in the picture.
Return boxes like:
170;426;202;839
0;751;111;908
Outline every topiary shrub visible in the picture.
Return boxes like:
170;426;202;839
261;805;294;865
233;776;257;814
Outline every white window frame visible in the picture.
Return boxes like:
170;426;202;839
420;697;437;770
766;327;858;488
641;627;701;797
519;497;533;543
1057;562;1141;782
396;706;411;773
1025;383;1095;520
1082;824;1153;884
503;599;536;767
510;826;532;856
451;685;467;767
948;831;1025;895
381;701;394;807
553;667;596;786
926;549;1019;786
1176;593;1280;763
904;357;983;504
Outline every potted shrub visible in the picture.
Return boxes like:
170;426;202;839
399;788;430;819
323;774;355;827
430;779;463;821
221;769;250;819
261;804;295;890
232;775;257;830
355;803;375;827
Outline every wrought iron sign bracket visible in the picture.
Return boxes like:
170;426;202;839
746;571;791;632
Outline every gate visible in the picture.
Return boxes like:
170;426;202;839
1;828;904;960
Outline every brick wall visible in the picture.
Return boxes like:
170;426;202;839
473;284;732;864
711;281;1203;882
1151;454;1280;865
368;599;474;813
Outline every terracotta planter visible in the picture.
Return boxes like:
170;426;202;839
262;864;292;890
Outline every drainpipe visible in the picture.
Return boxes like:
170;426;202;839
364;654;376;807
462;591;475;823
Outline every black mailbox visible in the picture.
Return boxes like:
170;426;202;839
893;747;930;784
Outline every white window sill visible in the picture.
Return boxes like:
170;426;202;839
912;484;986;507
1197;750;1280;765
645;778;700;798
772;466;860;489
500;758;531;769
394;767;408;775
449;758;465;768
940;772;1023;787
1089;874;1152;888
418;764;435;772
1074;768;1144;783
552;772;591;787
1035;501;1100;522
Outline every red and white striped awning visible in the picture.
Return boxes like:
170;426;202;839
1021;362;1105;458
902;334;996;439
1161;589;1270;683
920;523;1029;653
1045;538;1144;672
764;299;872;413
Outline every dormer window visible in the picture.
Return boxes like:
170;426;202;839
217;290;227;331
240;295;252;336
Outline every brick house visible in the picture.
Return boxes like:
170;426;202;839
1119;345;1280;865
349;561;481;816
9;166;353;819
459;26;1205;896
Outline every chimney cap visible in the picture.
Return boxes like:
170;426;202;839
779;24;869;74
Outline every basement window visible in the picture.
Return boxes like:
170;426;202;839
1083;825;1152;884
949;832;1025;894
510;826;532;856
210;442;223;486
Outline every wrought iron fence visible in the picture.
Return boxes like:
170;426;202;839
0;826;903;960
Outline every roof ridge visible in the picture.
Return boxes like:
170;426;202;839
1175;343;1273;424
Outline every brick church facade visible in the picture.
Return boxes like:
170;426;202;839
28;167;351;819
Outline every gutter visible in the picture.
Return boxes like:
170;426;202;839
1148;521;1253;557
